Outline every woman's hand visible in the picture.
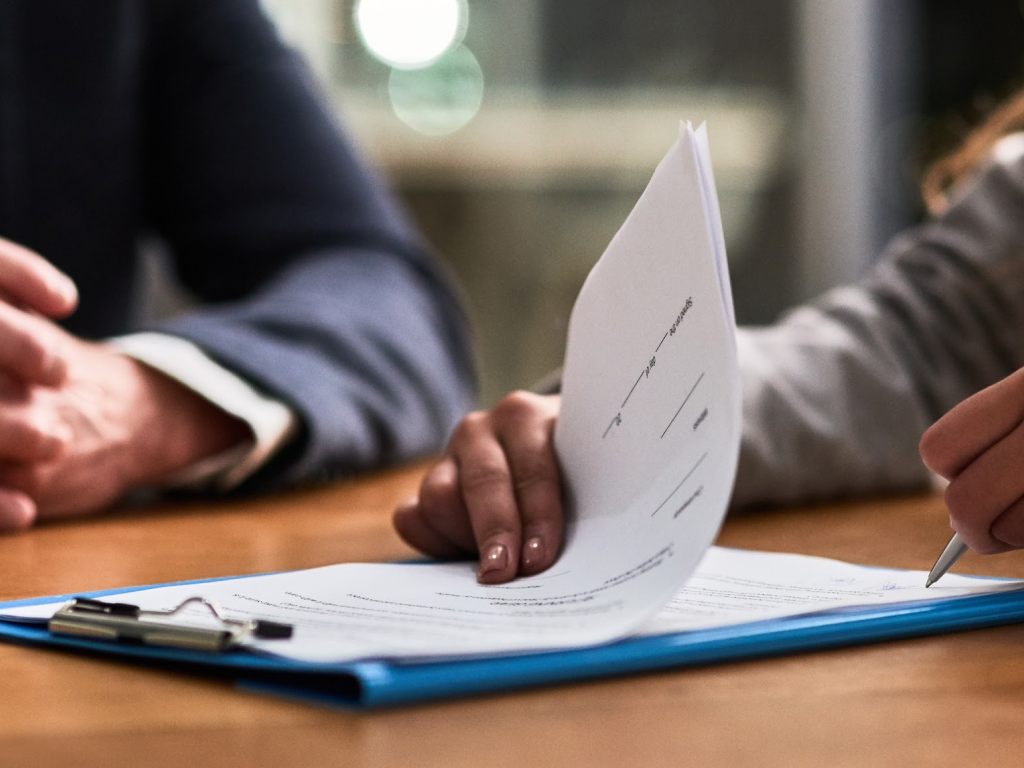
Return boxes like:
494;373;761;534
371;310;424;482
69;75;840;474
394;392;566;584
920;367;1024;554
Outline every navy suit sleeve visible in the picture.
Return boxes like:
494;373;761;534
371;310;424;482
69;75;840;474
142;0;476;488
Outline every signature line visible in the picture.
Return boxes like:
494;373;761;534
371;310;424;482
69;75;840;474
621;371;645;408
661;372;705;439
651;452;708;517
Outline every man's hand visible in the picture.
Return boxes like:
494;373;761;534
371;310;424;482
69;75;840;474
920;367;1024;554
393;392;566;584
0;324;252;530
0;236;252;530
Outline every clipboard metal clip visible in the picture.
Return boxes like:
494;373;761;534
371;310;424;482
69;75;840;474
49;596;293;652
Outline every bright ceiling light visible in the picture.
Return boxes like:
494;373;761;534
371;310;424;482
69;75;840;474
355;0;466;70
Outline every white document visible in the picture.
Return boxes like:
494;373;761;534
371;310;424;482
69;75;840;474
636;547;1024;636
0;122;743;661
5;547;1020;663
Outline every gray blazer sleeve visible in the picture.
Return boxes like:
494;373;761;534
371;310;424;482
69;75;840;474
732;140;1024;508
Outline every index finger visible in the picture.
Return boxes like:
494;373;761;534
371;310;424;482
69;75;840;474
450;412;524;584
0;237;78;318
490;392;563;577
920;367;1024;479
944;419;1024;553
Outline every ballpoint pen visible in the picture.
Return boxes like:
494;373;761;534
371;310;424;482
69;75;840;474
925;532;970;587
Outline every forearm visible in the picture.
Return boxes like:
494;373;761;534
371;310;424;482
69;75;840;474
733;149;1024;508
732;311;935;507
141;0;475;491
159;249;476;489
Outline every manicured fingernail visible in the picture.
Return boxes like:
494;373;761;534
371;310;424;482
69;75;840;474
521;536;545;569
478;543;508;578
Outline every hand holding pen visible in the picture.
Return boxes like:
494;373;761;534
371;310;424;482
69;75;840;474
921;367;1024;585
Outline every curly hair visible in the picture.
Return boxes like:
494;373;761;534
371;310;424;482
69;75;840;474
922;89;1024;215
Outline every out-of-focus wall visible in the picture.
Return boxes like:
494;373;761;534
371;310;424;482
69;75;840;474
254;0;1024;407
260;0;797;405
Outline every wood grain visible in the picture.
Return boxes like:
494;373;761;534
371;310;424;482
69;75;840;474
3;466;1024;768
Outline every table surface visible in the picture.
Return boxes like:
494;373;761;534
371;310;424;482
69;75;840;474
2;463;1023;768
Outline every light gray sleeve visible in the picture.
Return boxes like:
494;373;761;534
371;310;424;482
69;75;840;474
732;144;1024;508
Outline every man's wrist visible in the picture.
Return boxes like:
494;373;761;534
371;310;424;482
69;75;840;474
128;358;254;485
110;333;298;490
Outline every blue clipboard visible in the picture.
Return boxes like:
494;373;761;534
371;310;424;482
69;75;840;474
2;572;1024;709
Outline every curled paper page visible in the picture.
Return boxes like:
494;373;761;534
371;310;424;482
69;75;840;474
3;123;742;663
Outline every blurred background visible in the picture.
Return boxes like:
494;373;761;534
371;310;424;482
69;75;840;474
253;0;1024;406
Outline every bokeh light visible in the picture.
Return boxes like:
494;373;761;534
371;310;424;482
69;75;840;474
387;44;484;136
355;0;467;70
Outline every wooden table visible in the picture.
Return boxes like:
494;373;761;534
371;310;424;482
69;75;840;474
2;463;1024;768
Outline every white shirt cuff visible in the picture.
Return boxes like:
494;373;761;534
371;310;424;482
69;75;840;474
108;332;298;491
